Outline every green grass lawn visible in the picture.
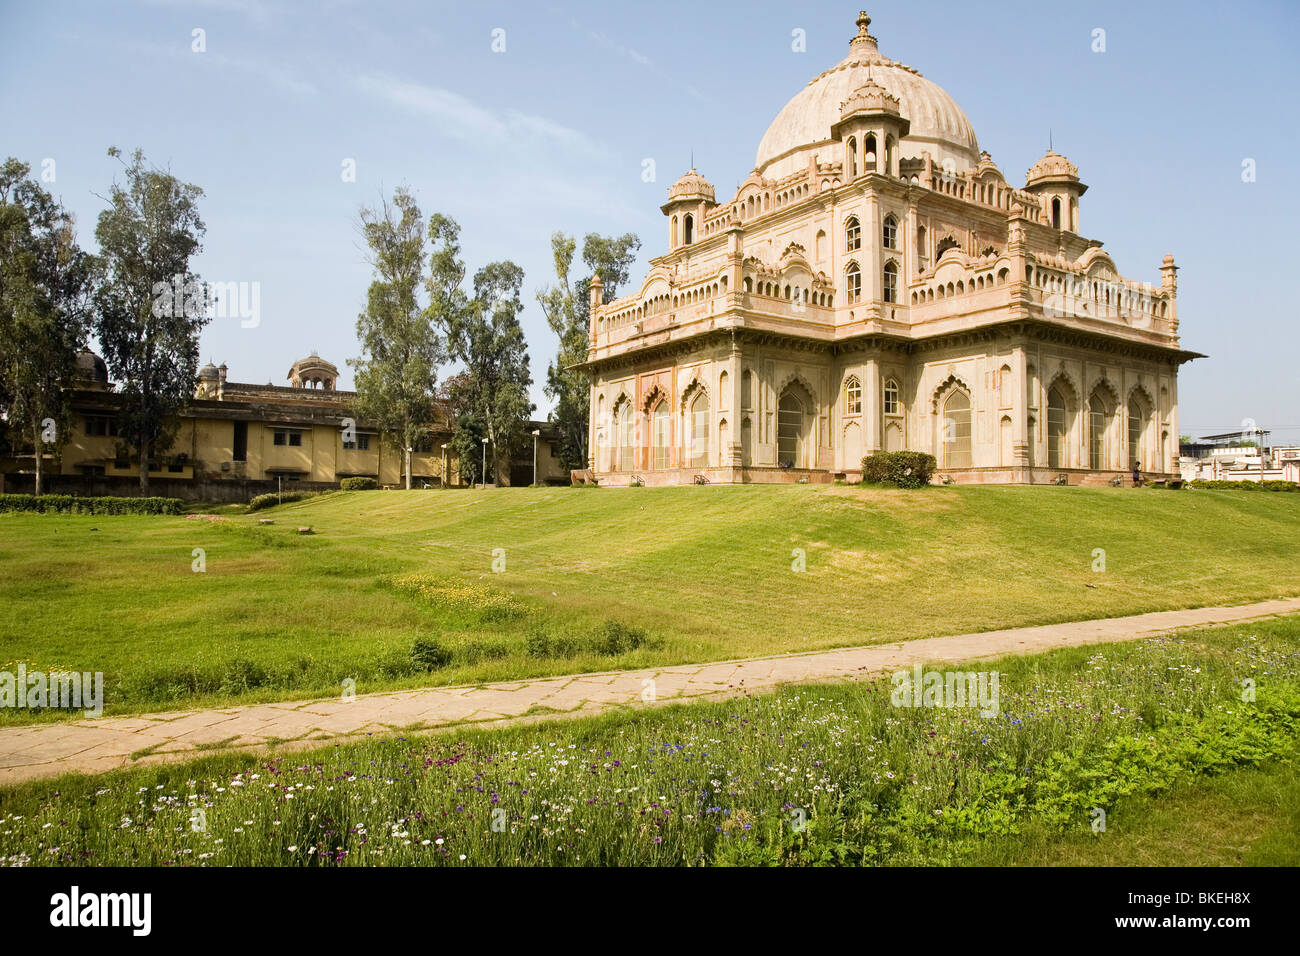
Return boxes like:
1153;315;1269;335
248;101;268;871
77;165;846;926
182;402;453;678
3;615;1296;867
1;484;1298;720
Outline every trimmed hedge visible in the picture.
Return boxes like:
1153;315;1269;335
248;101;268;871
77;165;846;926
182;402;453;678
340;477;379;491
0;494;183;515
860;451;937;489
1188;479;1298;492
247;491;321;511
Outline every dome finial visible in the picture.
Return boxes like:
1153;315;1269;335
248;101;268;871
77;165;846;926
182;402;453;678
850;10;878;54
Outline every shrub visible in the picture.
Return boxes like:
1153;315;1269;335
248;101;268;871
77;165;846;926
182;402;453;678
219;657;269;694
597;620;649;655
375;648;419;678
457;639;511;664
340;477;379;491
526;620;650;658
1188;480;1298;492
525;626;583;659
410;637;453;671
248;491;320;511
860;451;937;489
0;494;183;514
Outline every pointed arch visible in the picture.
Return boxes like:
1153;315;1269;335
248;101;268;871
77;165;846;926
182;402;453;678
930;373;972;413
640;383;669;415
612;393;635;472
651;398;671;469
1126;383;1155;470
1087;379;1120;471
845;215;861;252
777;378;815;469
845;259;862;304
940;386;973;469
685;388;710;468
844;374;862;415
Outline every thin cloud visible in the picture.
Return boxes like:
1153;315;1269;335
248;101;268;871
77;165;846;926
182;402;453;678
558;10;715;105
353;73;607;156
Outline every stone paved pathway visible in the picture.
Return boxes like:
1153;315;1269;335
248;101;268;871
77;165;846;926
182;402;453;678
3;597;1298;786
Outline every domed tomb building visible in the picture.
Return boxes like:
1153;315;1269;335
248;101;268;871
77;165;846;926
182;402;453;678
582;12;1199;484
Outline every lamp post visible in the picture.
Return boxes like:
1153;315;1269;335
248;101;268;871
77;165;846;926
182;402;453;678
441;443;448;488
532;429;541;486
481;436;489;487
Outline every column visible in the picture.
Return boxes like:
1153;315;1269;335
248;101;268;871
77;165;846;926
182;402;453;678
865;356;881;452
1013;344;1030;466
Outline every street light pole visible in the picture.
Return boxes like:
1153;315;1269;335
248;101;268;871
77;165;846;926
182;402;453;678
532;428;540;486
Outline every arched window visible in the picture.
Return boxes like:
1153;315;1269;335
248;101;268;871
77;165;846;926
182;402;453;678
883;378;899;415
718;370;730;411
741;369;753;409
883;261;898;303
652;401;670;470
846;136;857;177
942;389;972;468
1089;392;1108;470
846;262;861;304
687;390;710;468
916;224;928;271
883;215;897;249
935;236;959;259
683;214;694;245
1052;197;1062;230
1048;386;1067;469
845;375;862;415
815;229;826;261
777;391;804;467
864;134;877;171
846;216;861;252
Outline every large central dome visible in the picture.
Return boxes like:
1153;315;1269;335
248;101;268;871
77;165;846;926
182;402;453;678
755;13;979;180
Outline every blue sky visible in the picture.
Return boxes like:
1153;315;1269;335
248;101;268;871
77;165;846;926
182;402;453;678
3;0;1297;440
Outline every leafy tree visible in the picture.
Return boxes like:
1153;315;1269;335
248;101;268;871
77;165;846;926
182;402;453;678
0;159;96;494
536;232;639;471
349;187;444;489
438;247;534;484
92;147;206;491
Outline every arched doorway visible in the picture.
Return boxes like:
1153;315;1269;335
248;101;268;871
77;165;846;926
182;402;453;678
615;400;634;472
1047;386;1067;468
1128;394;1150;470
651;401;670;470
1089;388;1115;471
685;389;709;468
941;389;972;468
777;391;805;468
